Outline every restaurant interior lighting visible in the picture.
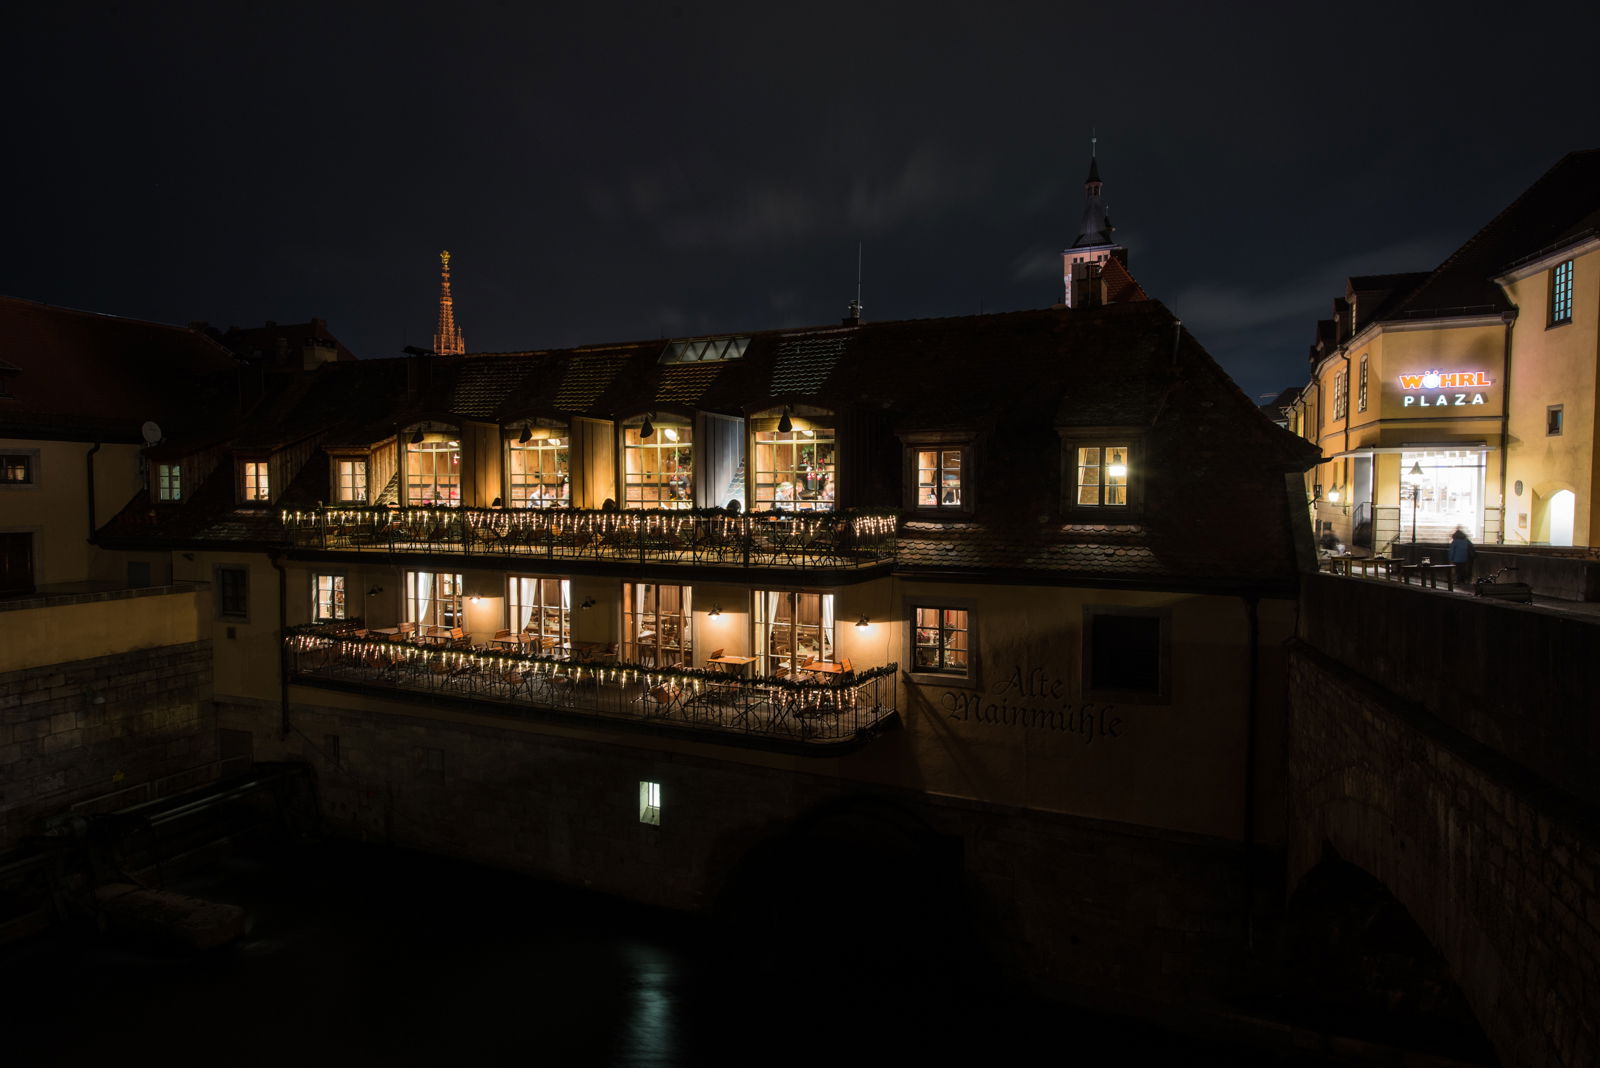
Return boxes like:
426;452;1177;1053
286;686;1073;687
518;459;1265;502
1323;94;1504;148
663;426;679;443
1408;461;1425;478
1107;461;1128;478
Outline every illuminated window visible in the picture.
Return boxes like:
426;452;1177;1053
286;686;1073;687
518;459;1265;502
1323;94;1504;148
1550;260;1573;325
1548;405;1564;436
216;566;249;621
241;461;270;502
406;437;461;506
639;781;662;825
1072;445;1129;508
507;431;569;507
623;422;692;508
1084;607;1168;702
660;336;748;364
1333;370;1348;420
2;454;33;484
312;574;346;621
754;423;836;511
157;464;182;502
754;590;834;676
335;460;367;503
1357;355;1369;413
911;446;967;510
405;570;463;629
509;575;570;653
912;607;970;677
623;583;691;668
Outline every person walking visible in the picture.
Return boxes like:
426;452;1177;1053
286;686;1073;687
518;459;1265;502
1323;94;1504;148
1448;527;1476;584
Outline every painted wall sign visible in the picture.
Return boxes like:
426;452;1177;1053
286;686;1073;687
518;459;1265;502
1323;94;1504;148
1398;369;1492;407
941;664;1122;742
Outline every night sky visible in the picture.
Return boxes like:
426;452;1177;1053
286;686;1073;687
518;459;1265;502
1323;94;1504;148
7;1;1600;400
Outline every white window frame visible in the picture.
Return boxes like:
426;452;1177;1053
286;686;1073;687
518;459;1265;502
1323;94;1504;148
335;458;368;504
639;781;662;825
312;573;347;622
241;461;270;502
157;463;182;502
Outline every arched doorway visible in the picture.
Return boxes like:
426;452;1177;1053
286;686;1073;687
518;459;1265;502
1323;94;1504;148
1547;489;1575;546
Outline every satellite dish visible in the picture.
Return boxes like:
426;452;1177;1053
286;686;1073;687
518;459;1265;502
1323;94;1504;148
141;421;163;444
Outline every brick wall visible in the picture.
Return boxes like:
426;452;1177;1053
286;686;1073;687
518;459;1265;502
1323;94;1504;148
1288;642;1599;1068
219;692;1260;1010
0;641;220;851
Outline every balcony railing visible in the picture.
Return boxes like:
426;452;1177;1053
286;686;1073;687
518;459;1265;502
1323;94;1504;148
285;626;899;750
281;506;897;569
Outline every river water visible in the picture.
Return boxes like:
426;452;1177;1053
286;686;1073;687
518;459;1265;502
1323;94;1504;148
4;840;1309;1066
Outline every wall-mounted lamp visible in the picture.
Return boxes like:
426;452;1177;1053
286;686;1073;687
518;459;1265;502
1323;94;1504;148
469;595;482;605
518;425;533;444
491;496;504;508
855;614;870;629
639;413;655;439
1312;483;1323;502
409;428;425;445
709;604;722;618
580;597;596;610
367;585;383;597
1326;484;1341;504
777;406;793;434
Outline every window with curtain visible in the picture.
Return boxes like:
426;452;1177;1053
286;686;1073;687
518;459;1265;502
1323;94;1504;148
406;437;461;506
336;459;367;503
753;424;836;510
912;607;969;676
622;583;691;667
241;461;270;502
1072;445;1129;507
508;576;570;654
312;574;346;621
753;590;834;676
507;431;570;507
406;570;462;629
623;423;692;507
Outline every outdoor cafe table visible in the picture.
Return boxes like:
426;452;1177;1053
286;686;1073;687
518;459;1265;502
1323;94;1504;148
417;626;453;645
801;659;848;680
706;654;758;676
1399;563;1456;591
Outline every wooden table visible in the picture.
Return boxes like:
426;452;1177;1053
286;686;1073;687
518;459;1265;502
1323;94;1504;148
801;659;847;677
371;627;402;638
1399;563;1456;591
707;654;758;675
1352;556;1397;579
490;635;523;651
417;626;453;645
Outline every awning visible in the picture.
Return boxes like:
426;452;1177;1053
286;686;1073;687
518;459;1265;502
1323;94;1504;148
1324;442;1495;460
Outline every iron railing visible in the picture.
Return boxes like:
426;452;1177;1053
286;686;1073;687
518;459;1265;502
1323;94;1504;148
285;627;898;748
281;505;897;569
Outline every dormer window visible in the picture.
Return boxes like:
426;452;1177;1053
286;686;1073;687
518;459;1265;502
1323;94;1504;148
901;432;972;515
507;426;570;507
336;459;367;504
752;412;836;511
1060;431;1140;513
241;461;270;502
405;434;461;506
157;464;182;502
1074;446;1128;507
623;417;692;508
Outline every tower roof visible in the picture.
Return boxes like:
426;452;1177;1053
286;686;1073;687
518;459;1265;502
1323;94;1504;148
1072;153;1114;249
433;250;466;356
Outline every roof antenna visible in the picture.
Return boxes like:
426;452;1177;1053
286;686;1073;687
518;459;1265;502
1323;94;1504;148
845;243;864;325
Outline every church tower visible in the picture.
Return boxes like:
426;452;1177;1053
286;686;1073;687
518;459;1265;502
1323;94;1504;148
1061;141;1132;309
433;250;466;356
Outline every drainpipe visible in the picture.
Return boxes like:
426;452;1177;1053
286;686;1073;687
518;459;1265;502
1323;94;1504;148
1498;309;1517;544
1241;592;1260;950
270;551;291;739
85;440;103;539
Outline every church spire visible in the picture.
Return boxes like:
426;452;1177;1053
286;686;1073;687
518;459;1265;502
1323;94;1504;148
433;250;465;356
1061;137;1135;309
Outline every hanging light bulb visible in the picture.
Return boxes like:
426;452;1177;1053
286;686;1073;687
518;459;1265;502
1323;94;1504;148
518;425;532;444
777;407;793;434
640;414;655;439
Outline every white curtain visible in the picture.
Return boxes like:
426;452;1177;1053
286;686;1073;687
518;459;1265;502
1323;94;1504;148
820;593;835;662
409;571;434;626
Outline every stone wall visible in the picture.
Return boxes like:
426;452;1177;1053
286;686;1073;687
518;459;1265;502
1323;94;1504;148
1288;641;1599;1068
220;690;1261;1010
0;641;220;851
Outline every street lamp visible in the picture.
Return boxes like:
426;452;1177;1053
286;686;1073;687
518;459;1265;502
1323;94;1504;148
1405;461;1425;552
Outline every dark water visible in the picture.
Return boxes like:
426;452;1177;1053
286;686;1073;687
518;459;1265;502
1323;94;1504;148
3;840;1311;1067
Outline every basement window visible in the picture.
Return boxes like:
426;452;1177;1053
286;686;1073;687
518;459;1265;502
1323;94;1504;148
639;781;662;826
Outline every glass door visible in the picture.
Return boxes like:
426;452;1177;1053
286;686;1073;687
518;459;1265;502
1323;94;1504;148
754;590;834;676
622;583;692;667
509;576;570;655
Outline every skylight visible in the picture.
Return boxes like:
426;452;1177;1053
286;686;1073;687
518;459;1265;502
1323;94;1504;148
660;336;749;364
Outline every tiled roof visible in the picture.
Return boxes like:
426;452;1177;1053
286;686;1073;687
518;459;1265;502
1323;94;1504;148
554;350;636;410
451;357;533;419
770;334;848;396
656;363;724;405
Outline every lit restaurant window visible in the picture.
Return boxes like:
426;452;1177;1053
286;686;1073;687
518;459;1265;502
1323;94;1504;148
915;448;964;509
754;423;836;511
913;607;970;677
1075;446;1129;507
509;576;570;653
406;436;461;506
508;430;570;507
406;570;463;630
336;459;368;503
639;781;662;825
313;574;346;621
1550;260;1573;326
241;461;270;502
157;463;182;502
624;420;693;508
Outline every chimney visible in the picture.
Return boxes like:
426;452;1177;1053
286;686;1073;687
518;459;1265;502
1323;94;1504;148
843;298;864;327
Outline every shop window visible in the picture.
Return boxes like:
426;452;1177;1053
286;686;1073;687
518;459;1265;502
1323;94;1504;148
406;436;461;506
911;606;971;678
753;422;836;511
313;573;346;621
1549;260;1573;326
509;575;570;654
216;566;249;621
623;420;692;508
335;459;368;504
157;464;182;502
1356;355;1369;413
1067;443;1132;509
405;570;463;630
754;590;834;676
623;582;691;668
1547;405;1564;436
507;430;570;507
241;461;270;502
1084;607;1168;702
639;781;662;825
2;453;34;484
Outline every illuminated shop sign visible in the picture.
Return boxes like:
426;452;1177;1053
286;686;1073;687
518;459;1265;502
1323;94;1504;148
1397;369;1492;407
